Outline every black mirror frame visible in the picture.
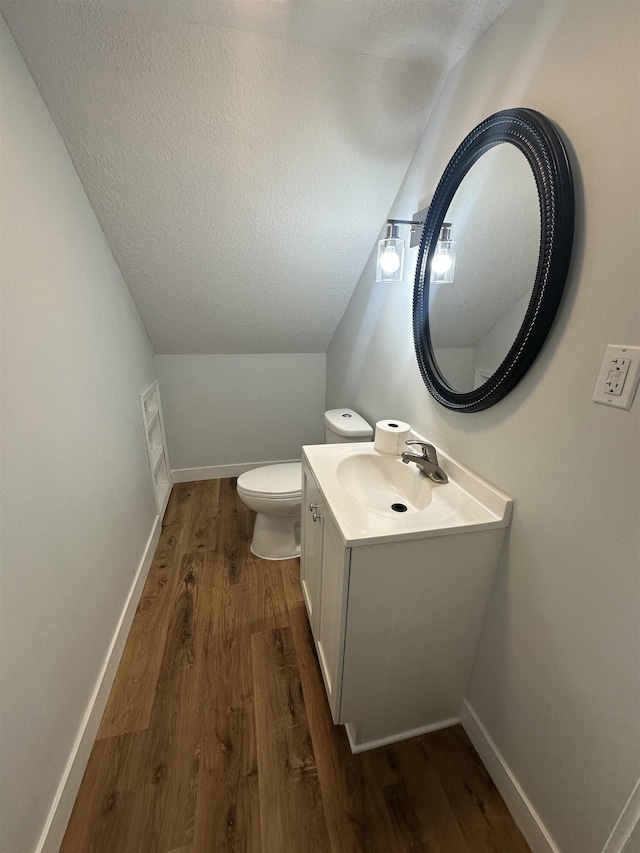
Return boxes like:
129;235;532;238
413;108;575;412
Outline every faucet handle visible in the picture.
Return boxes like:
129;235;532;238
404;440;432;457
405;440;439;464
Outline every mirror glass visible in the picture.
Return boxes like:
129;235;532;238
429;143;540;392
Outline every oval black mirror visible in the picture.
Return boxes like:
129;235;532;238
413;108;575;412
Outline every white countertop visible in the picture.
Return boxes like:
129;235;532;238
302;441;513;547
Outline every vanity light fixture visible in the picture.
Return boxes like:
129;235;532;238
376;218;423;283
430;223;456;284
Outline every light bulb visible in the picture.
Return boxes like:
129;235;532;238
431;249;453;275
380;247;401;274
376;228;405;282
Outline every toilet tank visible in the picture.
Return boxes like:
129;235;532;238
324;409;373;444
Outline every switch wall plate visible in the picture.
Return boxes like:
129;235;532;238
593;344;640;410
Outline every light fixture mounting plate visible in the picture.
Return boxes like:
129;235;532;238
410;206;430;248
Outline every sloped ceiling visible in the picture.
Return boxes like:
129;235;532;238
1;1;513;354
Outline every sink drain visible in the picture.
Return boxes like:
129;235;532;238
391;503;408;513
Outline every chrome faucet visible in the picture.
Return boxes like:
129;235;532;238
401;440;448;484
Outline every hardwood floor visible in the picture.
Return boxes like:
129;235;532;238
61;479;530;853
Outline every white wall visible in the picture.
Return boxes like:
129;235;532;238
327;3;639;852
156;354;326;474
0;17;158;853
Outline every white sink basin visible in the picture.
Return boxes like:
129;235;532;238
336;453;433;515
302;441;512;546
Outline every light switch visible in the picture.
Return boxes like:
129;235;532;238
593;345;640;410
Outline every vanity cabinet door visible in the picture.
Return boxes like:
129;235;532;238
300;462;324;638
316;513;350;724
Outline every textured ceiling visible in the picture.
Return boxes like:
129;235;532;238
1;0;514;354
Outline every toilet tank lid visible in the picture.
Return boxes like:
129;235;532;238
324;408;373;437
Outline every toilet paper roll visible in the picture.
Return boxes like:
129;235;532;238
374;420;411;455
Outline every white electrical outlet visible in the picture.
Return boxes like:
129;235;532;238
593;345;640;410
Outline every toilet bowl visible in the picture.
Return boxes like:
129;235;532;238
237;409;372;560
237;462;302;560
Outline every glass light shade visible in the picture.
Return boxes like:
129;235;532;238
430;224;456;283
376;236;405;283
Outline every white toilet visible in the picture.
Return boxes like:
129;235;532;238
237;408;373;560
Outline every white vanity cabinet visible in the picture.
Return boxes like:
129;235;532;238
301;451;509;753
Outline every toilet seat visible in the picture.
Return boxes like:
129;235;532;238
237;462;302;499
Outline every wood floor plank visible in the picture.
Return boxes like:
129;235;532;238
207;584;254;710
192;572;259;851
61;731;146;853
193;706;259;853
163;481;197;527
252;626;331;853
388;738;472;852
203;543;250;588
382;779;437;851
218;477;255;546
423;726;530;853
97;521;188;739
248;553;291;633
184;477;221;552
134;549;206;851
355;748;420;853
281;557;305;607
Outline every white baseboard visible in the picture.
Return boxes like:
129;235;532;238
172;458;299;482
36;513;164;853
460;698;559;853
345;716;460;754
